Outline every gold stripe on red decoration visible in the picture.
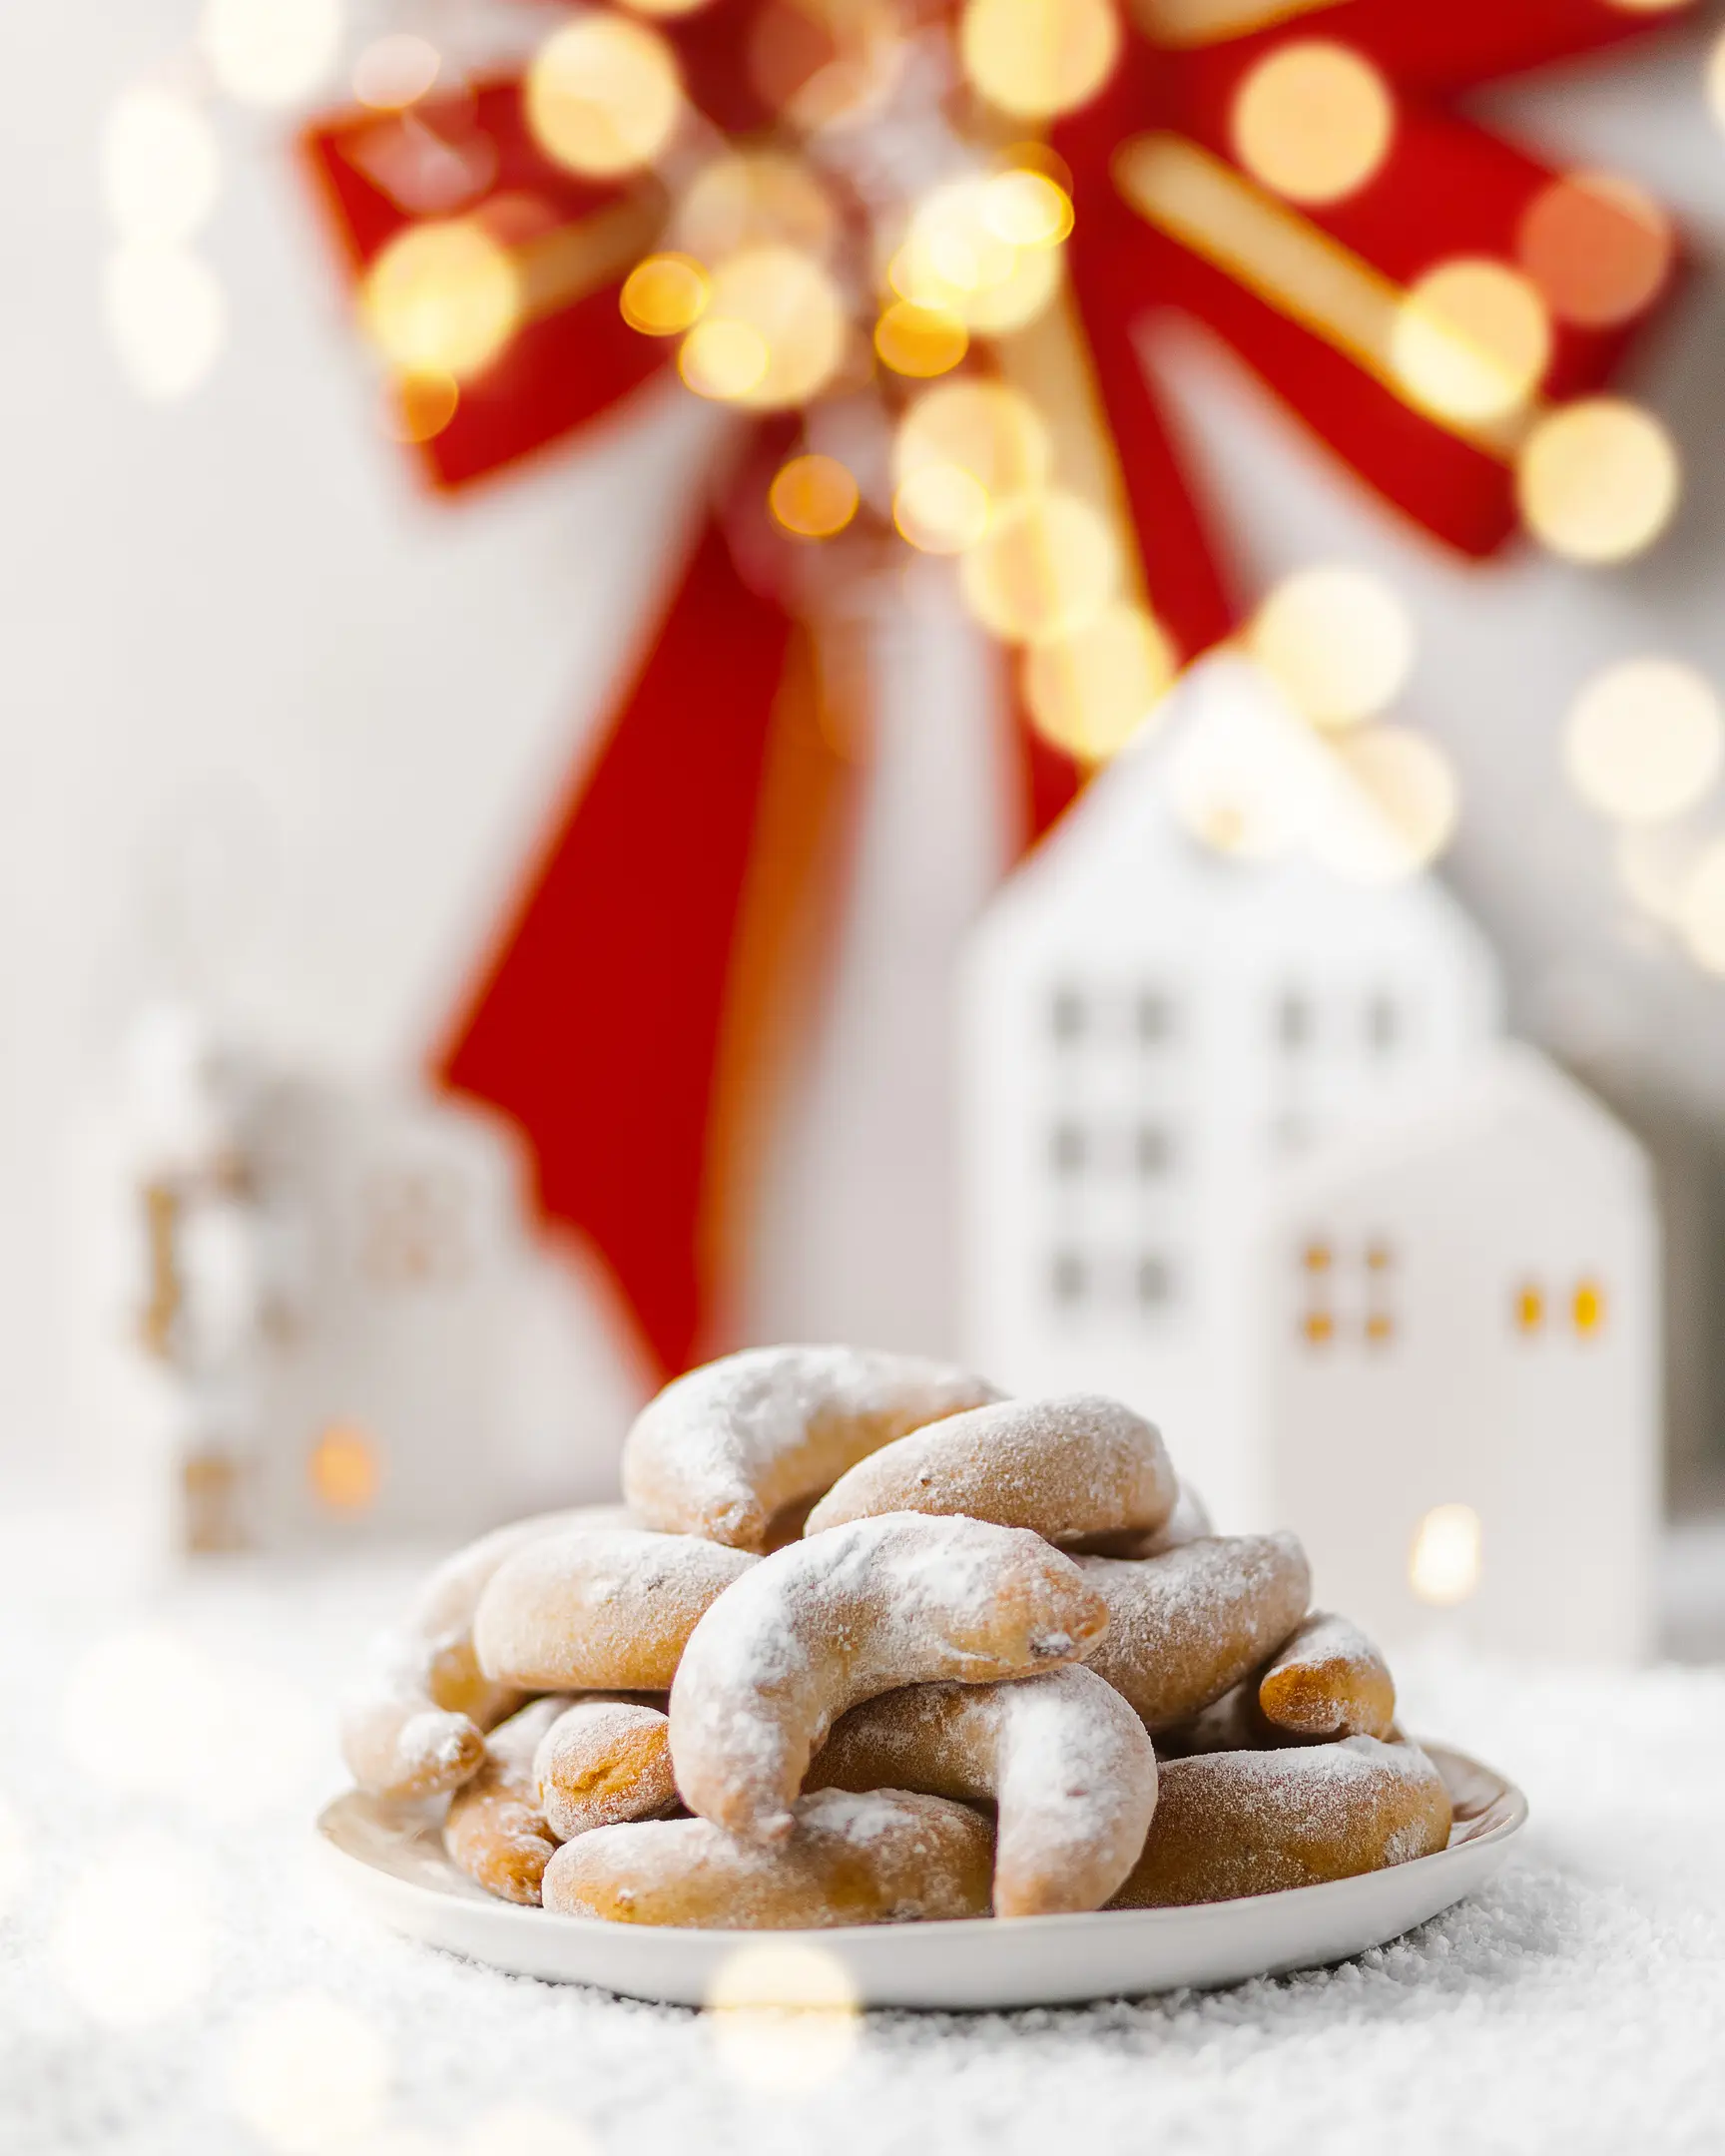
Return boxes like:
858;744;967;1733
514;191;667;326
1134;0;1352;48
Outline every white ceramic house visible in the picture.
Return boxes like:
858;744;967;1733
959;654;1502;1533
1261;1043;1659;1663
67;1008;642;1570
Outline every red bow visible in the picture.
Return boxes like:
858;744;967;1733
301;0;1682;1379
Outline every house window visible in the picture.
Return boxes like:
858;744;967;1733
1136;989;1175;1046
1049;1122;1086;1177
1366;992;1401;1055
1573;1279;1607;1337
1135;1124;1174;1178
1136;1254;1175;1309
1276;991;1313;1053
1513;1282;1544;1335
1049;984;1085;1045
1050;1250;1087;1307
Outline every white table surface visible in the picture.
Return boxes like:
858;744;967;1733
5;1515;1723;2156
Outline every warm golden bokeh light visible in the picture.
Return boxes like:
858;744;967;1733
1409;1503;1482;1606
1573;1280;1607;1337
1231;41;1395;207
352;33;441;110
525;16;684;180
1679;838;1725;974
51;1835;217;2026
981;169;1076;249
1517;172;1672;329
1313;726;1458;882
201;0;342;108
1565;658;1722;825
680;248;846;407
1709;28;1725;132
622;0;717;18
677;153;839;266
1517;398;1680;564
361;220;521;381
958;490;1120;644
874;300;969;378
1022;603;1177;762
227;1992;391;2155
707;1940;862;2092
386;369;460;443
105;247;227;400
308;1420;381;1512
1392;260;1551;424
959;0;1122;120
1247;565;1415;727
1515;1282;1544;1333
621;253;710;335
103;88;221;245
895;378;1051;500
770;453;860;538
893;466;992;553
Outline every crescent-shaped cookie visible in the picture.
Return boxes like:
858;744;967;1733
473;1528;758;1692
803;1394;1178;1549
807;1664;1156;1916
442;1696;568;1905
621;1345;1001;1551
669;1511;1110;1843
1076;1534;1311;1732
542;1787;995;1928
534;1696;679;1842
339;1502;634;1802
1108;1740;1452;1906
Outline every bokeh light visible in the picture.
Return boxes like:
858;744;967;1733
201;0;342;107
228;1992;391;2155
1169;697;1311;858
352;34;441;110
308;1419;381;1511
385;369;459;443
707;1939;862;2092
463;2104;599;2156
680;248;846;407
105;247;226;400
893;466;991;552
50;1833;216;2026
621;254;710;336
1022;603;1176;762
982;168;1075;249
874;300;968;379
1679;838;1725;973
959;0;1121;120
1392;260;1551;423
103;88;221;245
1231;42;1394;207
1615;823;1698;925
1409;1503;1482;1606
1566;659;1723;824
770;453;860;538
958;490;1120;644
1517;172;1672;329
361;221;521;381
889;178;1064;336
525;17;684;180
677;152;838;264
0;1795;27;1920
1517;398;1680;564
891;378;1049;549
1247;565;1414;727
1312;727;1459;882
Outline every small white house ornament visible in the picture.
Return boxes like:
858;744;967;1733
959;653;1661;1660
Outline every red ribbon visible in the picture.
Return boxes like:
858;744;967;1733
301;0;1683;1378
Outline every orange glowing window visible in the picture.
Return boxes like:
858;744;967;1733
1303;1310;1335;1346
1573;1280;1607;1337
1366;1241;1394;1272
1514;1283;1544;1335
1365;1311;1395;1346
1302;1243;1332;1274
309;1421;381;1513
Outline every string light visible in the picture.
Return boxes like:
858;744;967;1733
894;466;992;552
889;178;1064;335
385;369;459;443
103;88;221;244
680;248;846;408
1247;565;1414;727
676;152;838;263
981;169;1075;248
770;453;860;538
1517;398;1680;564
361;220;520;381
1565;659;1722;824
352;34;441;110
1230;41;1394;206
1311;727;1458;882
959;0;1121;120
1409;1503;1481;1606
1392;260;1551;423
1516;172;1672;329
201;0;342;107
707;1940;862;2091
874;300;968;378
1022;603;1176;761
958;490;1120;644
525;16;684;180
621;254;710;335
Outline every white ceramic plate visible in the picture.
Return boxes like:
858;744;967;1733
315;1743;1524;2010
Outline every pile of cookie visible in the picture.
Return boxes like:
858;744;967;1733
340;1348;1452;1926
